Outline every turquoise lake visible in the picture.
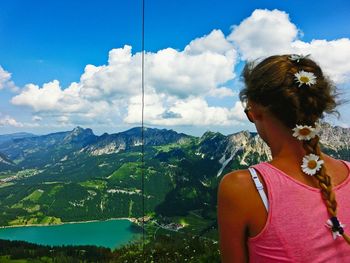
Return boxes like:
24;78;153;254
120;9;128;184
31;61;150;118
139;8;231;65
0;219;142;249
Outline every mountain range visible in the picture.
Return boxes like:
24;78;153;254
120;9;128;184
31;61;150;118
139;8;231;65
0;123;349;238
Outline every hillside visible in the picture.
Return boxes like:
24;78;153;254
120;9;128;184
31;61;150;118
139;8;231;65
0;123;349;239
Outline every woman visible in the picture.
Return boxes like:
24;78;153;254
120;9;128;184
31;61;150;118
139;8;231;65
217;54;350;262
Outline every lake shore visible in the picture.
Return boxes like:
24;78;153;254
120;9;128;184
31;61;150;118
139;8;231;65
0;217;138;229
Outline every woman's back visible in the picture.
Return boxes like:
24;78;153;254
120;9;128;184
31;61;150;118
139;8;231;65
248;159;350;262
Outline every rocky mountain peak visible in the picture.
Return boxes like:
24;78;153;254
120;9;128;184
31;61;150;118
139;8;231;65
63;126;96;145
71;126;94;136
319;122;350;150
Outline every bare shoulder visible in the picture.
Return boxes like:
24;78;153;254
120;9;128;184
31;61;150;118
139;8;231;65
219;170;255;196
218;169;257;212
217;170;256;262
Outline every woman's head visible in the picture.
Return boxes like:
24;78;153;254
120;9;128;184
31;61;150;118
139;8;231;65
240;54;339;128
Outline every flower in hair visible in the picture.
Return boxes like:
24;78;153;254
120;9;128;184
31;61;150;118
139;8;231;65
325;217;346;240
294;70;317;87
301;153;324;176
292;124;317;140
289;54;310;62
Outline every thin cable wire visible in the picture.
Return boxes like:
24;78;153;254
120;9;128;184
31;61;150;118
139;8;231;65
141;0;146;257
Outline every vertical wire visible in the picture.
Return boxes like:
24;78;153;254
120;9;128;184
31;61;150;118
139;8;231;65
141;0;146;256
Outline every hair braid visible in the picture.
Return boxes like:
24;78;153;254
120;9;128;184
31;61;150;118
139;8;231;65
303;136;350;244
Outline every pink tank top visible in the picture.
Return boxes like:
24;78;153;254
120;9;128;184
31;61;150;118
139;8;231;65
248;160;350;263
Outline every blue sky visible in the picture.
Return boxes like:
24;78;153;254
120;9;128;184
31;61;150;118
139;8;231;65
1;0;350;135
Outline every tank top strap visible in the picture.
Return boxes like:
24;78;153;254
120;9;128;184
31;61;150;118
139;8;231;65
248;167;269;211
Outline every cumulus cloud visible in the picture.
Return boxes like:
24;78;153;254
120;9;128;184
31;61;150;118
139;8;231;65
292;39;350;83
228;9;350;84
146;30;237;98
0;66;18;92
184;29;234;55
0;115;24;127
0;67;11;90
147;47;236;98
123;91;165;125
123;91;243;126
10;33;238;127
208;87;235;98
228;9;298;60
155;97;241;126
78;45;142;100
12;81;64;111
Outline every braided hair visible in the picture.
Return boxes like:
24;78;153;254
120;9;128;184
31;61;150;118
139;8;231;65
240;54;350;244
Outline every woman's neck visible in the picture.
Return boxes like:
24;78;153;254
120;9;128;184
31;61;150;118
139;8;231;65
264;117;306;162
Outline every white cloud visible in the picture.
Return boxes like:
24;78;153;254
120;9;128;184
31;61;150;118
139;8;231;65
10;34;238;127
184;29;234;55
57;115;70;124
123;91;166;125
228;9;350;85
292;39;350;83
0;115;24;127
228;9;298;60
0;66;18;92
78;45;142;100
12;81;64;111
146;32;237;98
146;48;236;98
0;66;11;90
124;90;244;126
208;87;235;98
158;97;241;126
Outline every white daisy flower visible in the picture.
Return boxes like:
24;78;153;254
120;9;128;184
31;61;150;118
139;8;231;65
294;70;317;87
301;153;324;176
292;124;317;140
289;54;310;62
325;218;346;240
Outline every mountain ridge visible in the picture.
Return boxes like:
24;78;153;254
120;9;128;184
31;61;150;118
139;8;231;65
0;122;348;233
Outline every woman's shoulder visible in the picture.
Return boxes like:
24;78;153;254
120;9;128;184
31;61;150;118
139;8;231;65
219;169;253;191
218;169;259;208
218;169;269;239
217;170;254;262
